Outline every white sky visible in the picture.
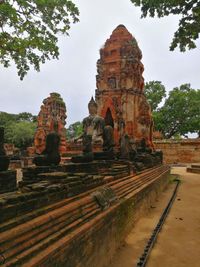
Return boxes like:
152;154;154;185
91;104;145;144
0;0;199;126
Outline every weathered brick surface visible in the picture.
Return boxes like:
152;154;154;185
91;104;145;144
95;25;154;148
34;93;67;155
25;168;169;267
0;161;132;224
154;139;200;164
0;165;169;267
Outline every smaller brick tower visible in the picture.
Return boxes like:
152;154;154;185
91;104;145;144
34;93;67;154
95;25;153;147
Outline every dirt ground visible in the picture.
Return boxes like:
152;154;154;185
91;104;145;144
109;167;200;267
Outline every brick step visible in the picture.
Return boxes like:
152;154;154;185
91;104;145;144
1;203;101;264
191;164;200;169
2;208;101;267
0;165;160;233
20;166;170;267
0;165;169;267
119;168;169;199
114;167;168;198
187;167;200;174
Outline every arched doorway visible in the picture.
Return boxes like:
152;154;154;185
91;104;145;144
105;108;114;128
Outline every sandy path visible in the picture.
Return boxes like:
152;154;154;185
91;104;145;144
109;167;200;267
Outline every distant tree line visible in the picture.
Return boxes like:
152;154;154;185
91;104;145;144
0;112;37;150
145;81;200;139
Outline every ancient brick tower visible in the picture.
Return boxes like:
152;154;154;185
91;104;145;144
34;93;67;154
95;25;153;147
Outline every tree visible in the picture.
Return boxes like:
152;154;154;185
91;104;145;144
0;111;17;126
153;84;200;138
144;81;166;111
0;0;79;79
0;111;37;149
0;111;36;126
130;0;200;51
4;121;36;149
16;112;37;122
66;121;83;140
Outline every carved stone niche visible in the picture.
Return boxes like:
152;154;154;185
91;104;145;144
108;77;117;89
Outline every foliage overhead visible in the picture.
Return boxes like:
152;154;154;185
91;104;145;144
145;81;166;112
153;84;200;138
0;0;79;79
130;0;200;51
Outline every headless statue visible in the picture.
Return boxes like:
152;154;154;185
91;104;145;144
33;132;61;166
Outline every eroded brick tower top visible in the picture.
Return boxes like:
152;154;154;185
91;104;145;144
34;93;67;154
96;24;144;92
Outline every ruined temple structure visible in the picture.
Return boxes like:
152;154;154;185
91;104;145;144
34;93;67;154
96;25;154;148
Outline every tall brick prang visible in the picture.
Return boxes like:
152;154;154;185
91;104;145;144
96;25;153;148
34;92;67;154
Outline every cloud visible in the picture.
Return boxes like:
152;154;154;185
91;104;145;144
0;0;199;125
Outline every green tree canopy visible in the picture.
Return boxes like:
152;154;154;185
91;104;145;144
130;0;200;51
0;0;79;79
4;121;36;149
0;111;36;126
0;111;37;149
145;81;166;112
66;121;83;140
153;84;200;138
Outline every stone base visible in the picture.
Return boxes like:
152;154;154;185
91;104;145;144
71;153;94;163
94;150;115;160
0;170;17;194
187;164;200;174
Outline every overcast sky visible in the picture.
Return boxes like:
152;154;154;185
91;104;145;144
0;0;199;126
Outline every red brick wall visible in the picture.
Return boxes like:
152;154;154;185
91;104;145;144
154;139;200;164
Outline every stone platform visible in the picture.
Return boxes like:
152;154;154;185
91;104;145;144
0;164;170;267
0;161;132;223
187;164;200;174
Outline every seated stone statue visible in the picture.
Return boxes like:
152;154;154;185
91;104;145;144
103;125;115;152
134;138;156;169
71;97;100;163
137;138;152;154
33;132;61;166
119;133;130;160
71;133;94;163
94;125;115;160
83;97;105;145
0;127;10;171
71;97;115;162
129;138;137;160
